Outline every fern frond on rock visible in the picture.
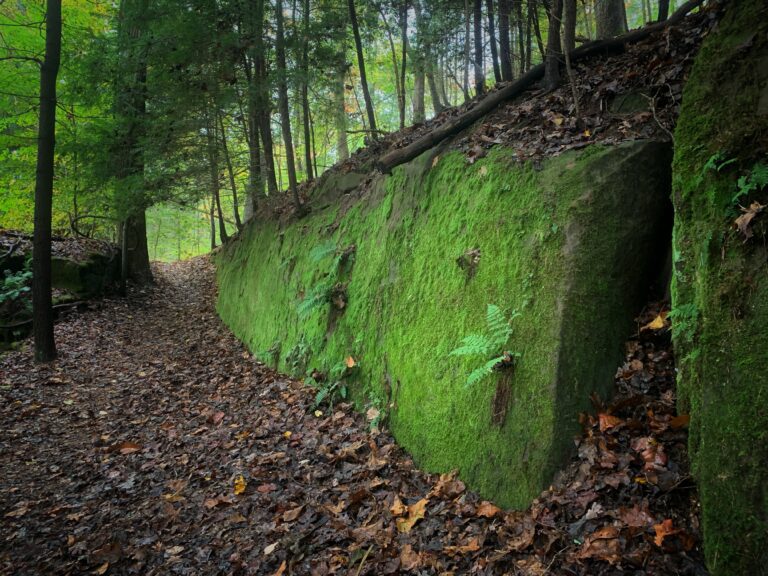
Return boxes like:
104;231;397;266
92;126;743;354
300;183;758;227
450;333;494;357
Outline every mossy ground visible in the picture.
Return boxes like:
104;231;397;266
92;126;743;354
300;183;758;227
671;1;768;572
217;140;670;508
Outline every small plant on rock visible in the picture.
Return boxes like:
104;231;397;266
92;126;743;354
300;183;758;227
450;304;520;387
297;242;355;319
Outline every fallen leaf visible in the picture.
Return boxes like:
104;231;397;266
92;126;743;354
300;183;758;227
282;505;304;522
598;413;622;432
264;542;278;555
165;545;185;556
345;356;356;368
476;501;502;518
366;407;380;422
233;475;247;495
641;311;669;331
670;414;690;428
654;518;678;547
396;498;428;533
445;536;481;555
93;563;109;575
400;544;422;570
314;410;323;417
735;201;765;240
274;560;287;576
114;441;141;455
390;495;407;517
4;503;29;518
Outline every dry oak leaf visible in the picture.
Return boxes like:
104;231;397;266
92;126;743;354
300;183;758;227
476;501;502;518
598;413;622;432
396;498;428;533
390;495;407;517
654;518;679;547
445;537;481;555
641;311;669;332
735;201;765;240
577;525;622;564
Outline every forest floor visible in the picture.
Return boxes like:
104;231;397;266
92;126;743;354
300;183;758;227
1;258;707;575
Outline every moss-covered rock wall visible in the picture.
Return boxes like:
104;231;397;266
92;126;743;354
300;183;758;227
216;140;671;507
671;1;768;573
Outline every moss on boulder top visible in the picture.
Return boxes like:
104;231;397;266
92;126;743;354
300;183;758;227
216;139;672;507
671;0;768;573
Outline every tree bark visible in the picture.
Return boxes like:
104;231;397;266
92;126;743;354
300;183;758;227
218;112;242;230
563;0;577;54
544;0;563;90
473;0;485;96
399;0;408;128
275;0;301;211
658;0;670;21
463;0;471;101
595;0;627;38
302;0;314;181
334;60;350;159
486;0;502;83
348;0;377;134
32;0;61;362
498;0;513;81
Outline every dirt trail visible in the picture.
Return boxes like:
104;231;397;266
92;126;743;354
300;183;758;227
1;258;705;575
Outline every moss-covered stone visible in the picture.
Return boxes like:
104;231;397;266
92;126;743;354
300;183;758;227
216;140;671;507
51;254;119;298
671;1;768;573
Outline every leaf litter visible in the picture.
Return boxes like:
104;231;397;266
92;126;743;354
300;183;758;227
0;259;706;574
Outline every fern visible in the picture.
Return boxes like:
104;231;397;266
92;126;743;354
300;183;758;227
308;241;338;263
451;304;519;387
297;280;334;318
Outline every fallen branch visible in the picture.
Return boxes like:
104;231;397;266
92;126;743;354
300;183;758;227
375;0;705;173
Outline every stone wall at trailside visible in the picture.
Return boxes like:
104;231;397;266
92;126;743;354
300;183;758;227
216;140;672;508
671;0;768;573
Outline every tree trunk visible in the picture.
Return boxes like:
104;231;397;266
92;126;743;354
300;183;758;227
120;211;152;284
380;3;404;128
348;0;377;135
473;0;485;96
254;11;278;197
32;0;61;362
514;0;526;75
544;0;563;90
242;53;262;219
498;0;513;81
658;0;670;21
486;0;501;83
302;0;314;181
563;0;577;53
334;60;349;160
399;0;407;129
595;0;627;38
206;111;228;244
275;0;301;211
218;112;242;230
413;61;426;122
463;0;471;101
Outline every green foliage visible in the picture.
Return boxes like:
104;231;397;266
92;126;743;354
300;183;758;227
733;162;768;205
450;304;519;387
285;336;312;377
307;358;354;410
0;268;32;308
669;302;698;345
296;279;336;319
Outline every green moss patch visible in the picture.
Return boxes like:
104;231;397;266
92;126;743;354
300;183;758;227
671;1;768;572
216;140;671;507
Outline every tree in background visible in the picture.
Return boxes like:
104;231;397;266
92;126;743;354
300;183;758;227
32;0;62;362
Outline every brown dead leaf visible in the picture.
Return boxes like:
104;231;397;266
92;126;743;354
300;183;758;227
345;356;356;368
619;503;656;527
114;441;141;455
654;518;678;547
274;560;287;576
390;495;407;517
445;537;481;555
400;544;423;570
735;201;765;240
282;505;304;522
577;525;622;564
93;563;109;575
670;414;690;429
476;501;502;518
396;498;428;533
598;413;622;432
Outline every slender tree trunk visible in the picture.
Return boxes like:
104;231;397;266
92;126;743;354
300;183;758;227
275;0;301;211
253;0;278;196
544;0;563;90
301;0;313;181
218;112;242;230
514;0;525;75
399;0;408;128
531;0;546;63
413;61;426;121
32;0;61;362
657;0;670;21
348;0;377;135
498;0;513;81
242;54;262;219
486;0;501;83
582;0;594;39
563;0;577;53
380;3;404;127
333;61;349;160
206;110;228;243
595;0;627;38
463;0;471;100
473;0;485;95
209;199;216;250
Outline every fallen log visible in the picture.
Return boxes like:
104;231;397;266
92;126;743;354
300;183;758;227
376;0;705;173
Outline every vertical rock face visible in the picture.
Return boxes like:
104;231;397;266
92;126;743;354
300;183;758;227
216;140;672;508
672;1;768;573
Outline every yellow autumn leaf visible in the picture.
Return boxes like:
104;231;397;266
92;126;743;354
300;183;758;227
283;431;292;439
234;475;247;495
345;356;356;368
314;410;323;417
641;311;669;332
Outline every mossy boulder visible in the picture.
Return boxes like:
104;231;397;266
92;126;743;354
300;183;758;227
51;254;119;298
216;140;671;507
671;1;768;573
